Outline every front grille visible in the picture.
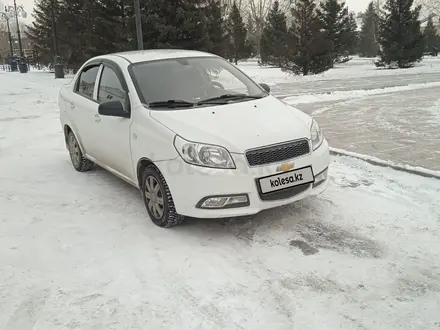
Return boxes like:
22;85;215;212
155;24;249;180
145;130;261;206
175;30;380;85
246;139;310;166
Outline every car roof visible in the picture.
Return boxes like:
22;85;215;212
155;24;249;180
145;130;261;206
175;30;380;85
107;49;218;64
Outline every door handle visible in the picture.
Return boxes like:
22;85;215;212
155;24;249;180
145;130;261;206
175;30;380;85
69;102;75;109
94;114;101;122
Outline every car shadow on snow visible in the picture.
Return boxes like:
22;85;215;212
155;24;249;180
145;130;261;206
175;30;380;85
180;197;385;259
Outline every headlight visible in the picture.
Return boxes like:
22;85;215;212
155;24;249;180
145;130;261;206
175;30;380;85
174;135;236;169
310;119;324;150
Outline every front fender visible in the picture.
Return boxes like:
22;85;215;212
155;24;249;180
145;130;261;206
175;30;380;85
130;107;179;164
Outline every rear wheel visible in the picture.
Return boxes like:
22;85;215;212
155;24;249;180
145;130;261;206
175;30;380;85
141;165;185;228
67;131;94;172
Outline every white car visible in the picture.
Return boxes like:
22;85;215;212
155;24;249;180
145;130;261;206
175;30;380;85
59;50;329;227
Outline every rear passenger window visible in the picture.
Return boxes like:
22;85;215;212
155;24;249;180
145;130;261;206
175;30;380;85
77;66;100;99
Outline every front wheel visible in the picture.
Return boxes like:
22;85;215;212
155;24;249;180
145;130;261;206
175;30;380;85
141;165;185;228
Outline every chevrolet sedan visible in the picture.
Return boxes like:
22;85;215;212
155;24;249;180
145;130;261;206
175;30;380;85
58;50;330;227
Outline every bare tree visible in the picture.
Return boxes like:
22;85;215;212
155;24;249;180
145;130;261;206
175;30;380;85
8;20;26;38
247;0;273;46
221;0;247;15
244;0;292;54
416;0;440;18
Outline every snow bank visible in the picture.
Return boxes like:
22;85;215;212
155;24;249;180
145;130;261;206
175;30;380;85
330;147;440;180
282;81;440;104
237;56;440;85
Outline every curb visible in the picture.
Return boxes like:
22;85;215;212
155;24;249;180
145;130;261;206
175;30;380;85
329;148;440;180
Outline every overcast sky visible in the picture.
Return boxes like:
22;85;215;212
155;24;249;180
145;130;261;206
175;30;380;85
3;0;372;23
345;0;372;13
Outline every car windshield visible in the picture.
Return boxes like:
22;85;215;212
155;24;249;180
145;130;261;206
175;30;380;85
129;56;267;108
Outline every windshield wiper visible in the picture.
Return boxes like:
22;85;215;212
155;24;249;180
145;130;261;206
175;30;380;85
197;94;265;105
148;100;196;109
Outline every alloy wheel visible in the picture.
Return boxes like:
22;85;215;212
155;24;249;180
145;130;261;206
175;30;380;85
144;175;165;219
68;134;81;167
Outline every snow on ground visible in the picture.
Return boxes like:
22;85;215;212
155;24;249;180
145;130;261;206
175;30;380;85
238;56;440;85
330;147;440;180
427;98;440;124
1;64;440;329
282;81;440;105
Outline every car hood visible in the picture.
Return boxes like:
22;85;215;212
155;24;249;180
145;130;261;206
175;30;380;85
149;96;312;153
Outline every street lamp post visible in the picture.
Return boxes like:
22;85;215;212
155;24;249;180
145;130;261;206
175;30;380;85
5;1;27;73
13;0;23;58
50;0;63;78
133;0;143;50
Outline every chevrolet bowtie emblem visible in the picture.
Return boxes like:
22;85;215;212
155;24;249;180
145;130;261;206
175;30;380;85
277;162;294;172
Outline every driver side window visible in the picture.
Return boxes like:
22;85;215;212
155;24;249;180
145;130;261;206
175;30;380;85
98;66;128;112
207;67;248;94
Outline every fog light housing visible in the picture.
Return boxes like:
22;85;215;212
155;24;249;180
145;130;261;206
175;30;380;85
197;194;250;209
313;168;328;188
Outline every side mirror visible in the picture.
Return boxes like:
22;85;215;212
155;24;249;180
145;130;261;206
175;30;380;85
98;100;129;118
259;83;270;93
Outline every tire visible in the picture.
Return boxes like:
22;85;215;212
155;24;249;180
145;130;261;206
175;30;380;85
141;164;185;228
67;131;94;172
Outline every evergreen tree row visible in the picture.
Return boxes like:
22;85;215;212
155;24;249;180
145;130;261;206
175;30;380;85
423;15;440;54
26;0;440;73
26;0;253;70
260;0;437;73
260;0;357;75
357;0;438;68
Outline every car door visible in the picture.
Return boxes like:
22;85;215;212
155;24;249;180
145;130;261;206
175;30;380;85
93;62;135;181
68;64;101;157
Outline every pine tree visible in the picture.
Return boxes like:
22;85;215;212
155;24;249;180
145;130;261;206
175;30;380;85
141;0;209;50
260;0;288;66
204;0;227;56
26;0;133;70
284;0;331;75
246;13;259;57
26;0;87;69
225;2;251;64
26;0;56;67
424;15;439;53
317;0;350;67
378;0;424;68
359;1;379;57
92;0;131;54
344;12;358;56
27;0;228;70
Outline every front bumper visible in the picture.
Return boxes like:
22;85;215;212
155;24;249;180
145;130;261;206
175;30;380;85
156;139;330;218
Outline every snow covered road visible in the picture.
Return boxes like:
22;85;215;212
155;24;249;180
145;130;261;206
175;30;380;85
1;70;440;329
289;85;440;171
238;57;440;171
